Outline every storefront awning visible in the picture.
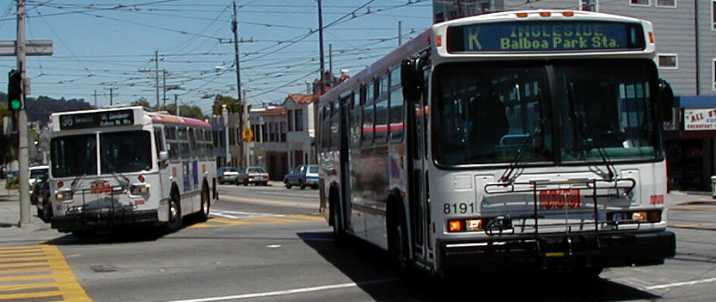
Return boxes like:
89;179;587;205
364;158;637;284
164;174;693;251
678;96;716;109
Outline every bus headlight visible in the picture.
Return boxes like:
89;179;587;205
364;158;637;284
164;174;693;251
447;218;485;233
55;190;73;202
608;210;661;224
130;184;151;195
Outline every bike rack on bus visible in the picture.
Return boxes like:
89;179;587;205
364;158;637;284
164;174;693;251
483;178;637;237
68;185;133;230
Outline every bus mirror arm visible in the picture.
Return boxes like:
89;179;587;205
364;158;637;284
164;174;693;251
401;58;420;104
158;151;169;168
657;79;674;123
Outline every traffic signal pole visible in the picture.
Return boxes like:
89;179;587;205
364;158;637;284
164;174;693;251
16;0;31;226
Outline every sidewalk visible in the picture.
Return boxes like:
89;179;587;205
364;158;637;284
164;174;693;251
0;179;59;244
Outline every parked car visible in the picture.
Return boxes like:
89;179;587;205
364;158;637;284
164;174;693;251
237;166;269;186
29;166;49;189
218;167;241;184
284;164;319;189
30;174;52;222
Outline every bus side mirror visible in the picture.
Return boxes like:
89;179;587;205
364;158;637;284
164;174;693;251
401;59;419;103
658;79;675;123
159;151;169;162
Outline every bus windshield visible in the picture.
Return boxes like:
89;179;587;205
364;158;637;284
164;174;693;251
51;134;98;178
434;60;658;167
555;61;657;162
434;63;553;166
100;131;152;174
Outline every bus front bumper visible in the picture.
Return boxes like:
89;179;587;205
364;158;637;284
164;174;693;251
51;209;159;233
438;230;675;273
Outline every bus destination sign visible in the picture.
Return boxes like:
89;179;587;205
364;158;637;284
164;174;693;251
60;109;135;130
447;21;645;53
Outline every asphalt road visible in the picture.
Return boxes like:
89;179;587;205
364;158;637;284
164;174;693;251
1;186;715;302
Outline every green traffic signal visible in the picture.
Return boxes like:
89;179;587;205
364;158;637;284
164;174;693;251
7;69;22;112
10;99;21;111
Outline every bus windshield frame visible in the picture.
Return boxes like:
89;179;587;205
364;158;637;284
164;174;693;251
432;59;662;169
50;130;154;178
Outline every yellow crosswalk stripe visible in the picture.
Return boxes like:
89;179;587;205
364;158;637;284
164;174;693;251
190;214;322;228
0;245;92;302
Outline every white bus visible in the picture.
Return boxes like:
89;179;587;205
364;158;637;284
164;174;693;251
48;106;218;233
318;10;676;277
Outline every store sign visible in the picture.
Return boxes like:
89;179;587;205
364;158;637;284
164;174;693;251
684;108;716;131
447;21;645;53
60;109;135;130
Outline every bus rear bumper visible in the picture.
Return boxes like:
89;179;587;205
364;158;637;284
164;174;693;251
51;209;159;233
438;230;675;274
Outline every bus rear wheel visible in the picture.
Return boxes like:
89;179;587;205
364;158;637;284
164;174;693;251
387;198;409;270
198;186;210;222
166;194;183;232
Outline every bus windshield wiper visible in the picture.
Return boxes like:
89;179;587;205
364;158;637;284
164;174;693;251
566;84;616;180
499;135;532;183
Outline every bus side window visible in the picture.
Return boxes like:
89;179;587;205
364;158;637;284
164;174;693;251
165;126;178;160
189;128;197;157
389;66;404;142
363;100;374;144
154;127;165;157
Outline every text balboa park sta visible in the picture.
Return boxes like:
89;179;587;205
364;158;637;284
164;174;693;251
467;24;626;51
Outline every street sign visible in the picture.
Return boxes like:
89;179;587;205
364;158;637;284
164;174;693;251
0;40;53;56
242;127;254;142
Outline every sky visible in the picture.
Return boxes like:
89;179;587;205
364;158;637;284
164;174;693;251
0;0;433;115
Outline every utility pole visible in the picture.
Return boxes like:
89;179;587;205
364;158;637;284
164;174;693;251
174;94;180;116
155;50;160;108
232;0;245;166
162;70;167;108
328;43;333;84
109;88;113;106
398;21;402;46
94;89;98;107
16;0;31;226
317;0;325;95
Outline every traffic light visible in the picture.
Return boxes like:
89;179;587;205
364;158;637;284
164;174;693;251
7;69;22;112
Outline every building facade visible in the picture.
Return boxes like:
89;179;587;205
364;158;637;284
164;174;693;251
283;94;317;170
248;106;288;180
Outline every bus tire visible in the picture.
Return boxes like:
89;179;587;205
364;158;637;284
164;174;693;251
387;196;409;270
166;189;183;232
329;186;346;244
199;182;210;222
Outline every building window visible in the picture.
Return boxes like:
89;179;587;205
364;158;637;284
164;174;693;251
280;121;286;142
287;110;293;132
713;1;716;30
579;0;598;11
657;54;678;69
656;0;676;7
295;109;304;132
261;124;267;142
629;0;650;6
713;59;716;91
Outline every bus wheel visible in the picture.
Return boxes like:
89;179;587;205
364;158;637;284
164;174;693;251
199;186;210;222
329;188;346;244
167;194;183;232
387;198;409;270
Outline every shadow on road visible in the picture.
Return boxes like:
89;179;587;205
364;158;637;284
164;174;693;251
45;214;208;245
298;231;662;301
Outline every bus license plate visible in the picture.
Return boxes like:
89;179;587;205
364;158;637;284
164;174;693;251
539;189;581;209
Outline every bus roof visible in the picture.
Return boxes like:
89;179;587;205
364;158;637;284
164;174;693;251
50;106;211;132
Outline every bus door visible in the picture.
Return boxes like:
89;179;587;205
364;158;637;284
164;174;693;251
154;127;171;199
339;95;352;229
407;64;431;261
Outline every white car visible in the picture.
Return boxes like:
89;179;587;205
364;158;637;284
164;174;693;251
29;166;49;192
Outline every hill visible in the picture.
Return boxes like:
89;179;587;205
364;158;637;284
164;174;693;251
0;92;93;125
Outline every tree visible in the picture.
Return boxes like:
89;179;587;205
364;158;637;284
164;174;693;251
131;97;151;108
163;104;206;120
212;95;242;116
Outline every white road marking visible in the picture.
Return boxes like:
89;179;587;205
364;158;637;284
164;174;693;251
210;210;286;219
165;279;397;302
266;244;281;249
646;277;716;290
